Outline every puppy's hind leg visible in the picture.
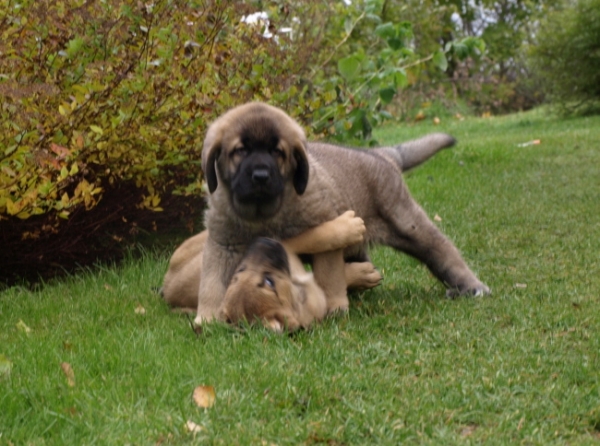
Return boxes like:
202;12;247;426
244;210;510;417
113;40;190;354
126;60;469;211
312;249;349;315
345;262;383;291
385;198;490;297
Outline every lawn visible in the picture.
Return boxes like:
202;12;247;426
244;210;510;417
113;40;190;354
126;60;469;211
1;108;599;445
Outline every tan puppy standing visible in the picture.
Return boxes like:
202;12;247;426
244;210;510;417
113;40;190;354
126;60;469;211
195;103;490;324
195;102;490;326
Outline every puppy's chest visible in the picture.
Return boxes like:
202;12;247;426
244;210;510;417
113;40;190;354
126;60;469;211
208;210;326;248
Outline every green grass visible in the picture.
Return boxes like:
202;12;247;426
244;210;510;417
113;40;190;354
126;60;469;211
2;109;600;445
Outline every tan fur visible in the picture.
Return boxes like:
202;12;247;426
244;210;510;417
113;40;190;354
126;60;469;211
220;211;383;331
195;102;490;325
219;242;328;332
162;211;382;330
161;231;208;312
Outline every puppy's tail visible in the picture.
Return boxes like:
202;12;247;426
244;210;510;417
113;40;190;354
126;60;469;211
374;133;456;172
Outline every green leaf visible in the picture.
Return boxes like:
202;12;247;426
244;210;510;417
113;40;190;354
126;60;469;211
379;110;393;120
433;50;448;72
374;22;395;39
394;70;408;88
344;17;354;35
379;87;396;104
4;145;17;156
338;55;361;80
66;37;85;58
90;125;103;135
387;37;404;51
452;42;469;60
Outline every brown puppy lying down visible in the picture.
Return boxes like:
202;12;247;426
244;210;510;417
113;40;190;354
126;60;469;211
162;211;382;330
221;217;385;332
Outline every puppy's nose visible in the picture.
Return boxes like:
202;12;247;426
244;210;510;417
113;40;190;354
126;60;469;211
252;168;270;184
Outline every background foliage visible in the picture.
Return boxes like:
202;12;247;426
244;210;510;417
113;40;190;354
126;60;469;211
383;0;564;116
1;0;597;283
0;0;332;282
528;0;600;114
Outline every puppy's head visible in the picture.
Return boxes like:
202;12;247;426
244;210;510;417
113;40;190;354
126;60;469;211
220;237;303;332
202;103;309;221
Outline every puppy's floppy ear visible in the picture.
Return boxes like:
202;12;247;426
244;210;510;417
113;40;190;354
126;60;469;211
202;124;223;193
292;141;309;195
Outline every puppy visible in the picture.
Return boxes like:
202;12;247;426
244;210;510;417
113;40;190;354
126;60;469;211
195;102;490;325
220;214;384;331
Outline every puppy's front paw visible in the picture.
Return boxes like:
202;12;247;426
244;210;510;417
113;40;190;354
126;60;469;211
193;313;214;327
326;304;349;317
264;314;302;332
446;282;491;298
265;319;284;333
334;210;366;247
326;294;350;316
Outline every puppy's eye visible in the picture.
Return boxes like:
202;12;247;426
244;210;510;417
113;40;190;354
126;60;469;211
272;148;285;158
231;147;247;158
264;275;275;289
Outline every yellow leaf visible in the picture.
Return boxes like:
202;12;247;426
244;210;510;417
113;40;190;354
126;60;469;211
59;105;68;116
192;385;216;408
61;362;76;387
90;125;103;135
16;319;32;334
6;199;18;216
134;304;146;315
59;211;70;219
185;420;204;434
69;163;79;175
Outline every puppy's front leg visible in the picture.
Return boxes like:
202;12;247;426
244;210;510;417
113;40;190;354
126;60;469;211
282;210;365;255
312;249;348;314
194;238;239;326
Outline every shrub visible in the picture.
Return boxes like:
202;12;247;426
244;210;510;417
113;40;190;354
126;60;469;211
528;0;600;113
0;0;330;283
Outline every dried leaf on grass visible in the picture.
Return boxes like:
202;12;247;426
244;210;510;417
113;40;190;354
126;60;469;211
0;354;13;378
460;424;478;437
516;139;541;147
185;420;204;434
134;304;146;315
61;362;76;387
16;319;32;334
192;385;216;408
434;214;442;222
